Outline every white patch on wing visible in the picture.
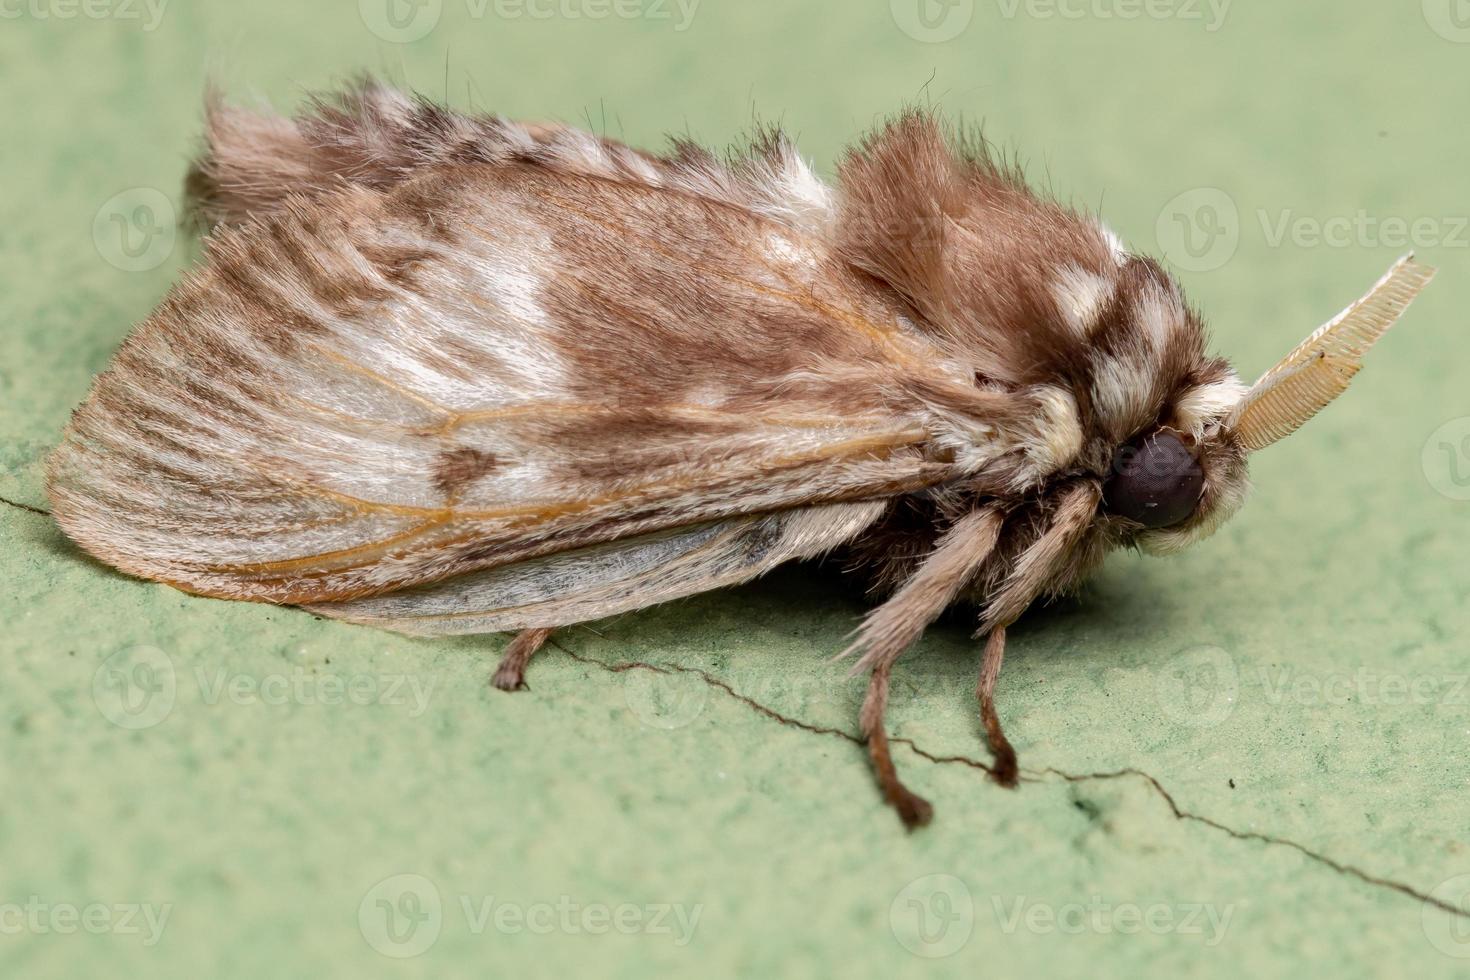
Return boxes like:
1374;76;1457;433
548;128;614;173
764;231;819;269
1051;264;1114;336
484;259;549;326
682;384;729;407
776;151;835;220
461;458;554;505
750;145;835;234
616;146;661;184
496;119;537;155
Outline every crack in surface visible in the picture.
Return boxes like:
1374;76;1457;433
1047;767;1467;919
8;483;1456;915
550;640;1468;921
0;495;49;517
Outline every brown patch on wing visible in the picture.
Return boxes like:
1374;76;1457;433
432;447;501;499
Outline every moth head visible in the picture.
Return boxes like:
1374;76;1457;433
1106;255;1435;555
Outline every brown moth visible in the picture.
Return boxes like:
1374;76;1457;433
48;79;1435;828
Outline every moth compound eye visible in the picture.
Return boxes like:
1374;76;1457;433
1102;431;1204;529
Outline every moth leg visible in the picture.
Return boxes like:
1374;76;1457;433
844;507;1006;828
976;625;1019;787
860;663;933;830
491;627;553;692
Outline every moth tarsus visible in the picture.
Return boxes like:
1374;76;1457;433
46;78;1436;828
861;661;935;830
977;625;1019;788
491;627;553;692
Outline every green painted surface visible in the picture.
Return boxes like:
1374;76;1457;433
2;1;1469;976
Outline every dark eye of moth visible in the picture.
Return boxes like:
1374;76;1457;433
1102;431;1204;529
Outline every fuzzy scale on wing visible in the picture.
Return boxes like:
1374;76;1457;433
49;128;1048;605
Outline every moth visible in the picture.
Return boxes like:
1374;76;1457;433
48;79;1435;827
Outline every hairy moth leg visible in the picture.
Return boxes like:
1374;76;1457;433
846;507;1004;828
860;664;931;828
976;625;1018;787
491;627;553;692
969;483;1102;785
